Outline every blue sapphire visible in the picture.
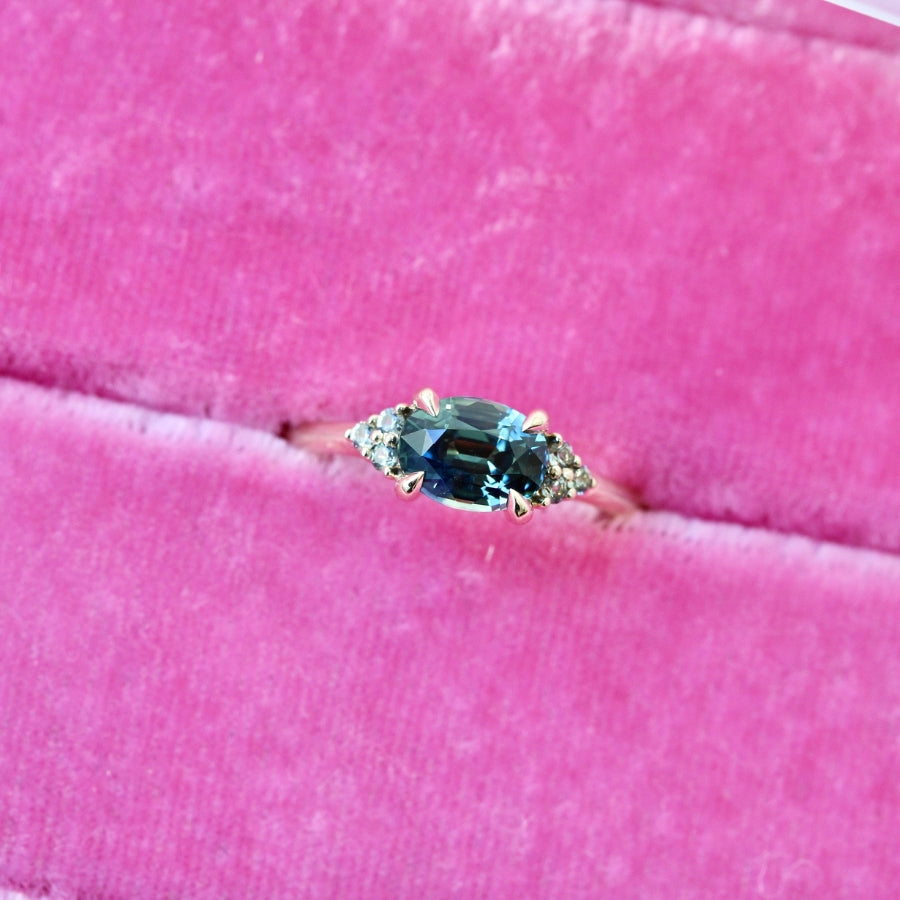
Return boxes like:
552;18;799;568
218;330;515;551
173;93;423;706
397;396;549;512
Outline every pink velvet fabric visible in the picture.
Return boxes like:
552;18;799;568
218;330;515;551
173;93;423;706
1;0;899;897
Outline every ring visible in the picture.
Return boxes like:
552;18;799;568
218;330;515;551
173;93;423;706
288;388;639;524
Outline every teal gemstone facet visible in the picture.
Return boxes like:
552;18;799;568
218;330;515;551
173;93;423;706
397;396;549;511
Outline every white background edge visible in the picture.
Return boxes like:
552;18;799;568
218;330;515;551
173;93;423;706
823;0;900;27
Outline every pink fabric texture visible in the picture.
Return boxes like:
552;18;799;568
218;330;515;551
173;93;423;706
1;0;899;897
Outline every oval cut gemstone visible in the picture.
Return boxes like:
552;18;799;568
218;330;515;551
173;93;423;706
397;396;549;512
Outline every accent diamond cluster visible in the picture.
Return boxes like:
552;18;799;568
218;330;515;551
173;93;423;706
345;390;597;523
532;435;596;507
347;407;406;474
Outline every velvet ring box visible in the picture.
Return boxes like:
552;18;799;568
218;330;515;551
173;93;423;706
1;0;899;897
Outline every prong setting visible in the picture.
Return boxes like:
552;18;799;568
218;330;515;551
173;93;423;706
522;410;549;433
414;387;441;417
395;471;425;501
506;490;533;524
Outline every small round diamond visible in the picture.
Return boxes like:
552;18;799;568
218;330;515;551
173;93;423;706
349;422;374;450
557;443;576;466
574;469;594;491
370;444;397;470
376;408;402;433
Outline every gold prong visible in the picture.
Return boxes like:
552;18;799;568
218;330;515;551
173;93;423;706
506;490;533;524
414;387;441;416
395;471;425;501
522;410;548;433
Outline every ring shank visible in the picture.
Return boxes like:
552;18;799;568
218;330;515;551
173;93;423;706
578;475;641;517
286;422;359;456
